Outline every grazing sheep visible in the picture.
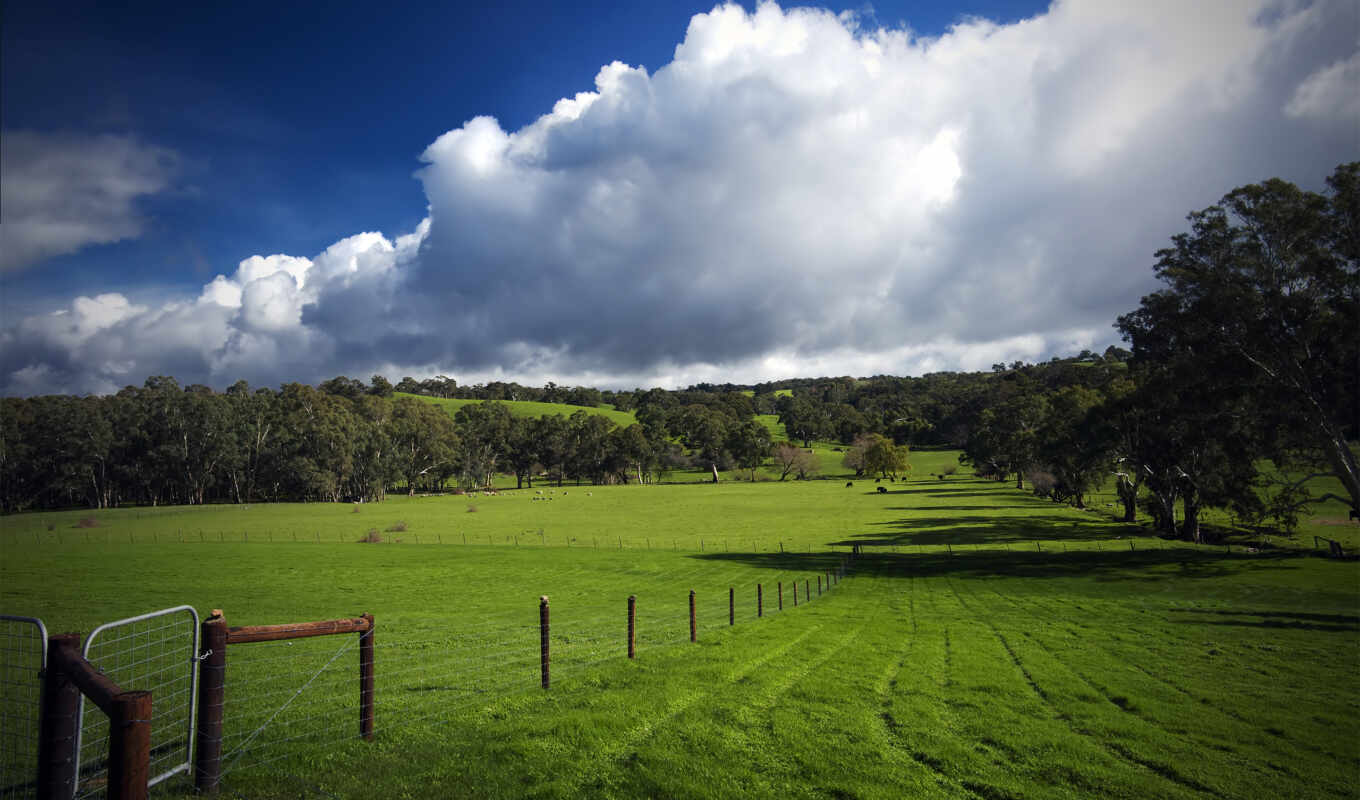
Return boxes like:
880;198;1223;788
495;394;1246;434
845;481;854;488
877;486;887;494
875;478;881;483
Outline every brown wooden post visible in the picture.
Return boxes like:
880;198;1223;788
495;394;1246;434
358;613;374;740
195;613;228;794
108;690;152;800
38;634;81;800
778;582;783;611
793;581;798;607
818;575;822;596
729;587;734;626
539;597;550;689
627;596;636;659
689;590;697;642
757;584;763;617
805;579;810;602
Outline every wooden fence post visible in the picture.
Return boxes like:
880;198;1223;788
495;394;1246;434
108;691;152;800
757;584;763;617
195;613;228;794
729;587;734;625
359;613;374;740
540;597;550;689
38;634;81;800
689;591;697;642
805;580;810;602
818;575;822;596
778;582;783;611
793;581;798;607
627;596;637;659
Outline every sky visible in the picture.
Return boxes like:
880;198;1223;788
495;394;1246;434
1;0;1356;396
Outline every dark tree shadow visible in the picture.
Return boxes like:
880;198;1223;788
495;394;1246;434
688;548;1306;583
1166;608;1360;633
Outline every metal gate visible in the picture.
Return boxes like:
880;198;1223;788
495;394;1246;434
76;606;200;797
0;615;48;800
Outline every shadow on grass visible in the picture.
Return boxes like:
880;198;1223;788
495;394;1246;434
848;514;1134;546
688;548;1306;583
1167;608;1360;633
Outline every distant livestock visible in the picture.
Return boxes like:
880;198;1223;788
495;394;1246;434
845;482;854;488
877;486;887;494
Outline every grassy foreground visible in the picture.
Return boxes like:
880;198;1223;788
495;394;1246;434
2;474;1357;798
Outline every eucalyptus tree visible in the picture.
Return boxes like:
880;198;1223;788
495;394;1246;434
1118;162;1359;524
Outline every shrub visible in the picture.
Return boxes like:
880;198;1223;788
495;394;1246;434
75;517;100;528
359;529;382;543
385;521;408;532
466;505;478;513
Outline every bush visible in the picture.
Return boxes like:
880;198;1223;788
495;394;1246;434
359;529;382;543
466;505;478;513
385;521;408;532
75;517;99;528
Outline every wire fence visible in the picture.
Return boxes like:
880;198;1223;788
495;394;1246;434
205;556;853;782
0;616;47;800
76;606;199;798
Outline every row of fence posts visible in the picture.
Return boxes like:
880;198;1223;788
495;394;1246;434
537;557;850;689
25;554;852;797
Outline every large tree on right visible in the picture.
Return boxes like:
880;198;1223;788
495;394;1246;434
1117;163;1359;524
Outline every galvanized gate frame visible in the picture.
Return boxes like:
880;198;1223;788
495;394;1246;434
76;606;200;792
0;615;48;799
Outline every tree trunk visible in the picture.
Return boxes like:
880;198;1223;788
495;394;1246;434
1182;490;1201;543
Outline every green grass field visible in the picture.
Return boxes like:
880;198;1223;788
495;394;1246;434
402;393;639;428
2;469;1357;798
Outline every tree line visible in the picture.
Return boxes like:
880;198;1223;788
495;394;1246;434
1;164;1354;542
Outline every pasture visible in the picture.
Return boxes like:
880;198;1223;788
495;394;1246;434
1;471;1356;798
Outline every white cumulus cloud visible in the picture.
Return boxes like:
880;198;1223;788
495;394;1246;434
2;0;1356;395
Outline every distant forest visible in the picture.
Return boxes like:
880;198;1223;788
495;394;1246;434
2;165;1356;543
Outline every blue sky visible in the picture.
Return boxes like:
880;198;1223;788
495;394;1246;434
2;0;1355;394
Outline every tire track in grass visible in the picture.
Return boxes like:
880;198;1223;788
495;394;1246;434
560;621;825;795
706;569;934;797
980;585;1357;798
874;575;984;798
973;586;1276;797
945;577;1221;800
982;583;1352;772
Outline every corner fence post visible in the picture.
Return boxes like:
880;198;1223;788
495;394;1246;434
109;691;152;800
729;587;734;626
359;613;375;740
689;591;697;642
627;596;637;659
38;633;81;800
195;613;228;794
540;597;551;689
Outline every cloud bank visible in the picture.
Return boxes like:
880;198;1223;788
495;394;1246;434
3;0;1356;394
